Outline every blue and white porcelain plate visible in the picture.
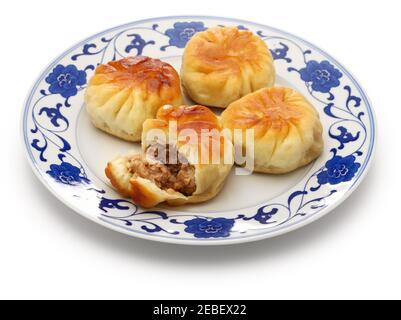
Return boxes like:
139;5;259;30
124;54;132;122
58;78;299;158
22;16;376;245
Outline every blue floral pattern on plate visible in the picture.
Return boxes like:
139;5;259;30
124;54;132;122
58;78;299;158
184;218;235;239
299;60;343;94
125;33;155;55
45;64;87;99
317;152;361;185
163;21;206;49
47;161;89;186
22;16;375;244
330;126;360;150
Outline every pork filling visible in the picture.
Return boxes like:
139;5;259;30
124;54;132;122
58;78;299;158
128;144;196;196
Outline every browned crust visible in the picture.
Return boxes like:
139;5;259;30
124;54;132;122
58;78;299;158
156;104;221;133
154;105;227;159
105;163;132;197
129;180;162;208
91;56;181;95
222;87;306;131
185;27;267;74
106;162;163;208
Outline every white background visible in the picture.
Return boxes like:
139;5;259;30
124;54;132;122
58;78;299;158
1;0;400;300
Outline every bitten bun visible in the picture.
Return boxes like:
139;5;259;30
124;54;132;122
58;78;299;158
106;105;234;208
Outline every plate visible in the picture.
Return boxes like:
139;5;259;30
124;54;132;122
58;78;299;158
22;16;376;245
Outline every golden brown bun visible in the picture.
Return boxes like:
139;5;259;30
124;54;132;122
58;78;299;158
85;56;183;141
181;26;275;108
106;105;234;208
221;87;323;174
